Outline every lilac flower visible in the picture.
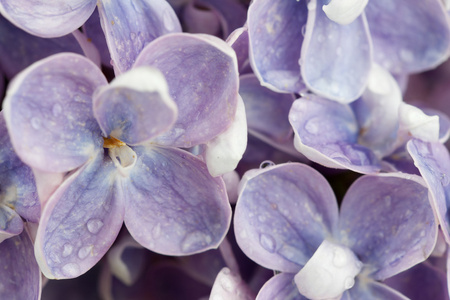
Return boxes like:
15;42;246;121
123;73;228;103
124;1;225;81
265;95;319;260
247;0;450;102
3;32;239;279
234;163;436;299
289;63;443;174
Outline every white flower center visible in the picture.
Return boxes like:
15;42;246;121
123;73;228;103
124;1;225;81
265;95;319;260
294;240;362;299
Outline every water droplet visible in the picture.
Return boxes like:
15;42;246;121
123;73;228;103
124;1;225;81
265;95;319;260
163;9;175;31
181;231;210;253
440;173;449;186
332;247;348;267
301;25;306;36
259;160;275;169
62;263;80;277
152;223;161;238
400;49;414;62
52;103;62;117
305;119;319;134
344;277;355;289
317;34;325;43
220;276;233;292
130;32;136;40
258;215;267;222
259;233;276;253
49;252;60;263
405;209;412;218
74;95;84;102
78;245;92;259
87;219;103;234
62;244;73;257
31;117;41;130
384;195;391;206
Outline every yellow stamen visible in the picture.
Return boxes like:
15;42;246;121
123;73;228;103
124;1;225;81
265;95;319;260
103;136;126;148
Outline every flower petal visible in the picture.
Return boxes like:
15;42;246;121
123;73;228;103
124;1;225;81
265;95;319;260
339;173;437;280
248;0;307;93
0;112;39;222
210;268;255;300
366;0;450;73
97;0;181;74
289;95;381;173
93;66;177;145
240;74;295;144
134;33;239;147
256;273;305;300
0;230;41;300
301;0;372;103
235;163;339;273
204;95;247;177
346;279;409;300
0;15;83;79
0;0;96;38
35;152;125;279
3;53;106;173
406;139;450;243
0;205;23;243
123;146;231;255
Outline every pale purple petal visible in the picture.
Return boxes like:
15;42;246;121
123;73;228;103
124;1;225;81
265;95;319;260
210;268;255;300
134;33;239;148
248;0;307;93
123;146;231;255
3;53;106;173
346;279;409;300
93;66;177;145
0;112;39;222
0;205;23;243
35;153;125;279
339;174;437;280
256;273;306;300
204;95;247;177
301;0;372;103
0;230;41;300
366;0;450;74
289;95;381;173
98;0;181;74
235;163;338;273
0;0;96;38
227;27;252;74
0;15;83;79
83;8;111;67
240;74;295;144
385;261;449;300
198;0;247;38
407;139;450;243
351;63;402;158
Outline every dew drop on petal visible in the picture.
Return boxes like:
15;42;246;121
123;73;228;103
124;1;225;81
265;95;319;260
344;277;355;289
259;233;276;253
52;103;62;117
78;245;92;259
62;263;80;277
220;276;234;292
87;219;104;234
31;117;41;130
305;119;319;134
181;231;210;253
152;223;161;239
259;160;275;169
332;247;348;267
62;243;73;257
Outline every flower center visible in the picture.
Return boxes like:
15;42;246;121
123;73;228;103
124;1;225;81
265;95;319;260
294;240;362;299
103;136;137;177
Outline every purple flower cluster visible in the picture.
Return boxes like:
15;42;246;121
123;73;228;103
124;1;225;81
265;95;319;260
1;0;450;299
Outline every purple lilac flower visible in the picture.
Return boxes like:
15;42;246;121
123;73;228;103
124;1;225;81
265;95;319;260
3;32;239;279
234;163;436;299
247;0;450;103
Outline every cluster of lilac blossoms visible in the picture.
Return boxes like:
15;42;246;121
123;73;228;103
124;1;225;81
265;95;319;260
2;0;450;299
